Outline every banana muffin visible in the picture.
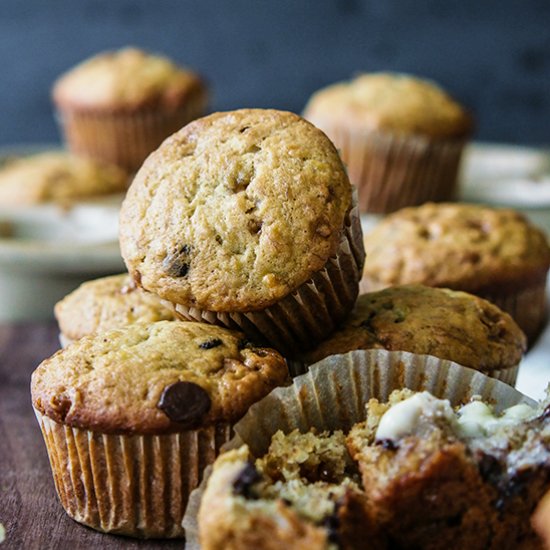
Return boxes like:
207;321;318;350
362;202;550;344
346;389;550;549
31;320;288;538
198;389;549;549
302;285;526;384
119;108;365;356
0;151;128;206
55;273;178;346
303;72;473;213
53;47;208;171
199;431;384;550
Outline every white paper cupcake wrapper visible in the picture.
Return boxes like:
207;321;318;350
35;409;231;538
182;349;534;546
311;120;467;214
174;200;365;357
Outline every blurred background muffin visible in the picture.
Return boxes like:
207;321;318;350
303;72;473;213
52;47;208;172
361;202;550;344
0;151;128;207
54;273;178;346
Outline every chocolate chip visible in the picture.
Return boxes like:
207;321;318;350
476;452;503;486
322;502;341;544
376;438;399;451
162;245;192;277
232;461;261;499
157;381;211;427
199;338;223;350
238;338;251;350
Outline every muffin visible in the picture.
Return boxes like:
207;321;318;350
303;72;473;213
346;389;550;549
198;433;384;550
52;47;208;172
302;285;526;384
54;273;178;346
30;320;288;538
198;388;549;549
0;151;128;206
119;108;365;356
361;202;550;343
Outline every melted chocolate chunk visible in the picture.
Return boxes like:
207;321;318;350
157;381;211;427
232;461;261;499
376;438;399;451
162;245;192;277
199;338;223;350
477;452;504;486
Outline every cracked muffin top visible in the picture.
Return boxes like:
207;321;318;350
55;274;178;342
303;72;473;138
303;285;526;372
362;203;550;293
31;320;289;434
53;47;206;111
0;151;128;205
119;108;353;311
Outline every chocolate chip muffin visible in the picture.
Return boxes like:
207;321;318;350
53;47;208;171
302;285;526;385
198;389;549;549
303;72;473;213
55;273;178;346
119;108;365;356
31;320;288;538
198;432;384;550
0;151;128;206
346;389;550;549
362;202;550;344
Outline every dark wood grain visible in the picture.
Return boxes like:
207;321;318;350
0;322;183;550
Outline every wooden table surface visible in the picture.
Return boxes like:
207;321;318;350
0;321;182;550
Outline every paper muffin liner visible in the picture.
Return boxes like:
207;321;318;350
56;97;206;173
174;200;366;358
481;273;549;346
34;408;232;538
182;349;534;546
288;354;520;385
315;121;467;214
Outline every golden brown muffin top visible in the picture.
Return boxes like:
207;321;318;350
362;203;550;293
0;151;128;206
31;320;289;434
119;108;353;311
303;72;473;138
52;47;206;111
303;285;526;372
55;274;178;341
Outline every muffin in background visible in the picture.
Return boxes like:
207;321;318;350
532;490;550;548
54;273;178;347
361;202;550;344
119;108;365;357
301;285;526;385
31;320;289;538
303;72;473;213
0;151;128;206
52;47;208;172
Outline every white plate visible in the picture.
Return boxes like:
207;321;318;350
459;142;550;233
0;144;125;321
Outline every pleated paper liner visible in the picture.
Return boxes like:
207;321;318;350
182;349;534;546
174;200;366;358
312;120;467;214
34;409;231;539
289;354;520;385
56;95;206;173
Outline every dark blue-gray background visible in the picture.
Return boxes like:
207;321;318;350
1;0;549;146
